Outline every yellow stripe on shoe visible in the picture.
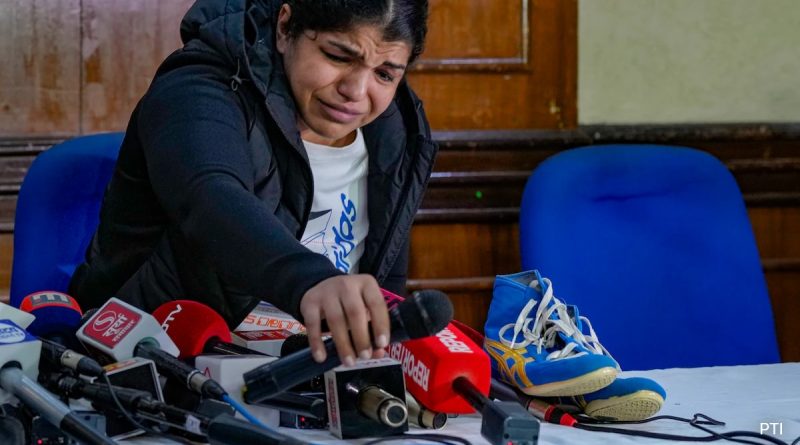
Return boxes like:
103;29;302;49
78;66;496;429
485;338;617;397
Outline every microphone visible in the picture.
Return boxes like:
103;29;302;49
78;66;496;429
488;369;578;427
279;333;324;392
0;319;116;445
405;392;447;430
452;376;540;445
20;291;83;340
16;293;105;377
0;302;35;329
243;290;453;403
381;291;540;444
324;358;408;439
252;391;327;420
39;337;104;377
152;300;265;358
352;385;406;427
76;298;226;401
380;289;490;414
45;373;303;445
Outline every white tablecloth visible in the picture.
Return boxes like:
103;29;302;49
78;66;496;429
131;362;800;444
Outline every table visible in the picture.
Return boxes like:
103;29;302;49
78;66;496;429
131;362;800;444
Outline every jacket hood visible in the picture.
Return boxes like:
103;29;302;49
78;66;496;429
179;0;280;98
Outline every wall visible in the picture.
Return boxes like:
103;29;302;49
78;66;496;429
579;0;800;124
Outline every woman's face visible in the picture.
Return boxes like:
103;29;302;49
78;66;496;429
276;5;412;147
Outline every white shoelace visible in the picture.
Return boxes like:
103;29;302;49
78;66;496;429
498;278;587;360
498;276;617;364
571;314;614;357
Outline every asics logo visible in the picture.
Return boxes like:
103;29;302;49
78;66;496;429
484;339;534;388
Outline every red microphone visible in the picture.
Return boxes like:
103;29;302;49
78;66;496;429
381;289;491;414
151;300;263;359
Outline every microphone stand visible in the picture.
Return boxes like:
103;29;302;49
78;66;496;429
453;376;540;445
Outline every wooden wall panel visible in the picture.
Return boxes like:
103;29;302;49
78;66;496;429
81;0;194;132
423;1;525;60
408;0;577;129
407;223;518;331
749;207;800;258
0;234;11;295
0;0;81;137
765;271;800;362
408;223;520;279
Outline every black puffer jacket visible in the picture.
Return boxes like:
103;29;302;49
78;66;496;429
69;0;438;327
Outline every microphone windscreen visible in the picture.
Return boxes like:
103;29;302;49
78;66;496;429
390;322;490;414
280;333;309;357
397;290;453;339
152;300;232;359
20;292;83;337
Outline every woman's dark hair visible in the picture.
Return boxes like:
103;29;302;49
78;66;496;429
284;0;429;64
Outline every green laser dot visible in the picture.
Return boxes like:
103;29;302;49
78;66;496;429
475;191;483;199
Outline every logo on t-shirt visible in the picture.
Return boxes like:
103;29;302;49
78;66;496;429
302;210;333;256
300;194;359;273
332;193;357;273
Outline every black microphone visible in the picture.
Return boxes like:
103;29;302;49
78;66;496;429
243;290;453;403
279;334;324;392
39;338;105;377
253;391;327;420
44;372;208;435
0;320;116;445
324;358;408;439
45;373;304;445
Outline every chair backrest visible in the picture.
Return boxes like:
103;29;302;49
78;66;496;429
10;133;124;307
519;144;780;370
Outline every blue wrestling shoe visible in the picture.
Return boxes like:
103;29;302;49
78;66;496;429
484;270;618;397
552;304;667;420
546;376;666;421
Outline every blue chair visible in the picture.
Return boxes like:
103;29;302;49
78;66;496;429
10;133;124;307
519;144;780;370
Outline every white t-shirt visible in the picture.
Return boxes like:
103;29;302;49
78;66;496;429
300;129;369;274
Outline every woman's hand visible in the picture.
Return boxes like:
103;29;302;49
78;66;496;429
299;274;390;366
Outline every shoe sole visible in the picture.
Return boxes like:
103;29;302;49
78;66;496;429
518;367;618;397
584;390;665;421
